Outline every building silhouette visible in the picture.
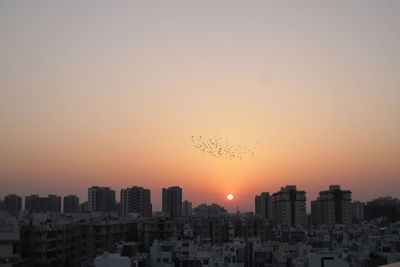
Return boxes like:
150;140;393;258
88;186;116;212
121;186;152;217
4;194;22;217
162;186;182;218
255;192;272;221
182;200;192;217
25;194;61;213
365;196;400;222
63;195;80;213
193;203;227;218
311;185;352;226
352;200;365;223
272;185;306;226
48;195;62;212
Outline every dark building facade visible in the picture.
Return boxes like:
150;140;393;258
162;186;182;218
255;192;272;221
365;197;400;222
63;195;80;213
4;194;22;217
25;194;61;213
88;186;116;212
272;186;307;226
121;186;152;217
193;203;227;218
311;185;352;226
137;217;182;252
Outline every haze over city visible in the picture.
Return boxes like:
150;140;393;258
1;1;400;212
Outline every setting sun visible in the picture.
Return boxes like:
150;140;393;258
227;194;234;200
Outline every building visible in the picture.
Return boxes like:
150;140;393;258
25;195;45;213
63;195;80;213
0;221;28;266
80;201;89;213
48;194;62;212
19;215;137;266
94;252;133;267
193;203;227;218
255;192;272;221
137;217;182;252
365;197;400;222
4;194;22;217
24;194;61;213
21;220;94;266
272;185;306;226
88;186;116;212
310;200;320;226
352;200;365;223
94;242;148;267
307;251;350;267
234;215;271;242
311;185;352;226
150;238;246;267
120;186;152;217
162;186;182;218
182;200;192;217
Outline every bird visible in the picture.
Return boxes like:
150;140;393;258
191;135;257;160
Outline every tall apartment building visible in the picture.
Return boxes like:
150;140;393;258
120;186;152;217
48;194;62;212
182;200;192;217
88;186;116;212
162;186;182;218
311;185;352;226
255;192;272;220
63;195;80;213
4;194;22;217
352;201;365;223
25;194;61;213
272;185;306;226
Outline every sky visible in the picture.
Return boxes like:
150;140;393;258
1;1;399;212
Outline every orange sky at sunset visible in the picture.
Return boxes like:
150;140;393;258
1;1;399;211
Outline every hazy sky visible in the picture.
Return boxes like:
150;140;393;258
1;1;399;211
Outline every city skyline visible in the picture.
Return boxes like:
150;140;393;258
0;183;395;214
1;1;400;266
1;1;400;212
1;178;398;213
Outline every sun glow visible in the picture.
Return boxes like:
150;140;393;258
227;194;234;200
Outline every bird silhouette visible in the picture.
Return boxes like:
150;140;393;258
191;135;257;160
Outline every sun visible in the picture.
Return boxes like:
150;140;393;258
227;194;234;200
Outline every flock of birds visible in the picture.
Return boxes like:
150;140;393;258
191;135;257;160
